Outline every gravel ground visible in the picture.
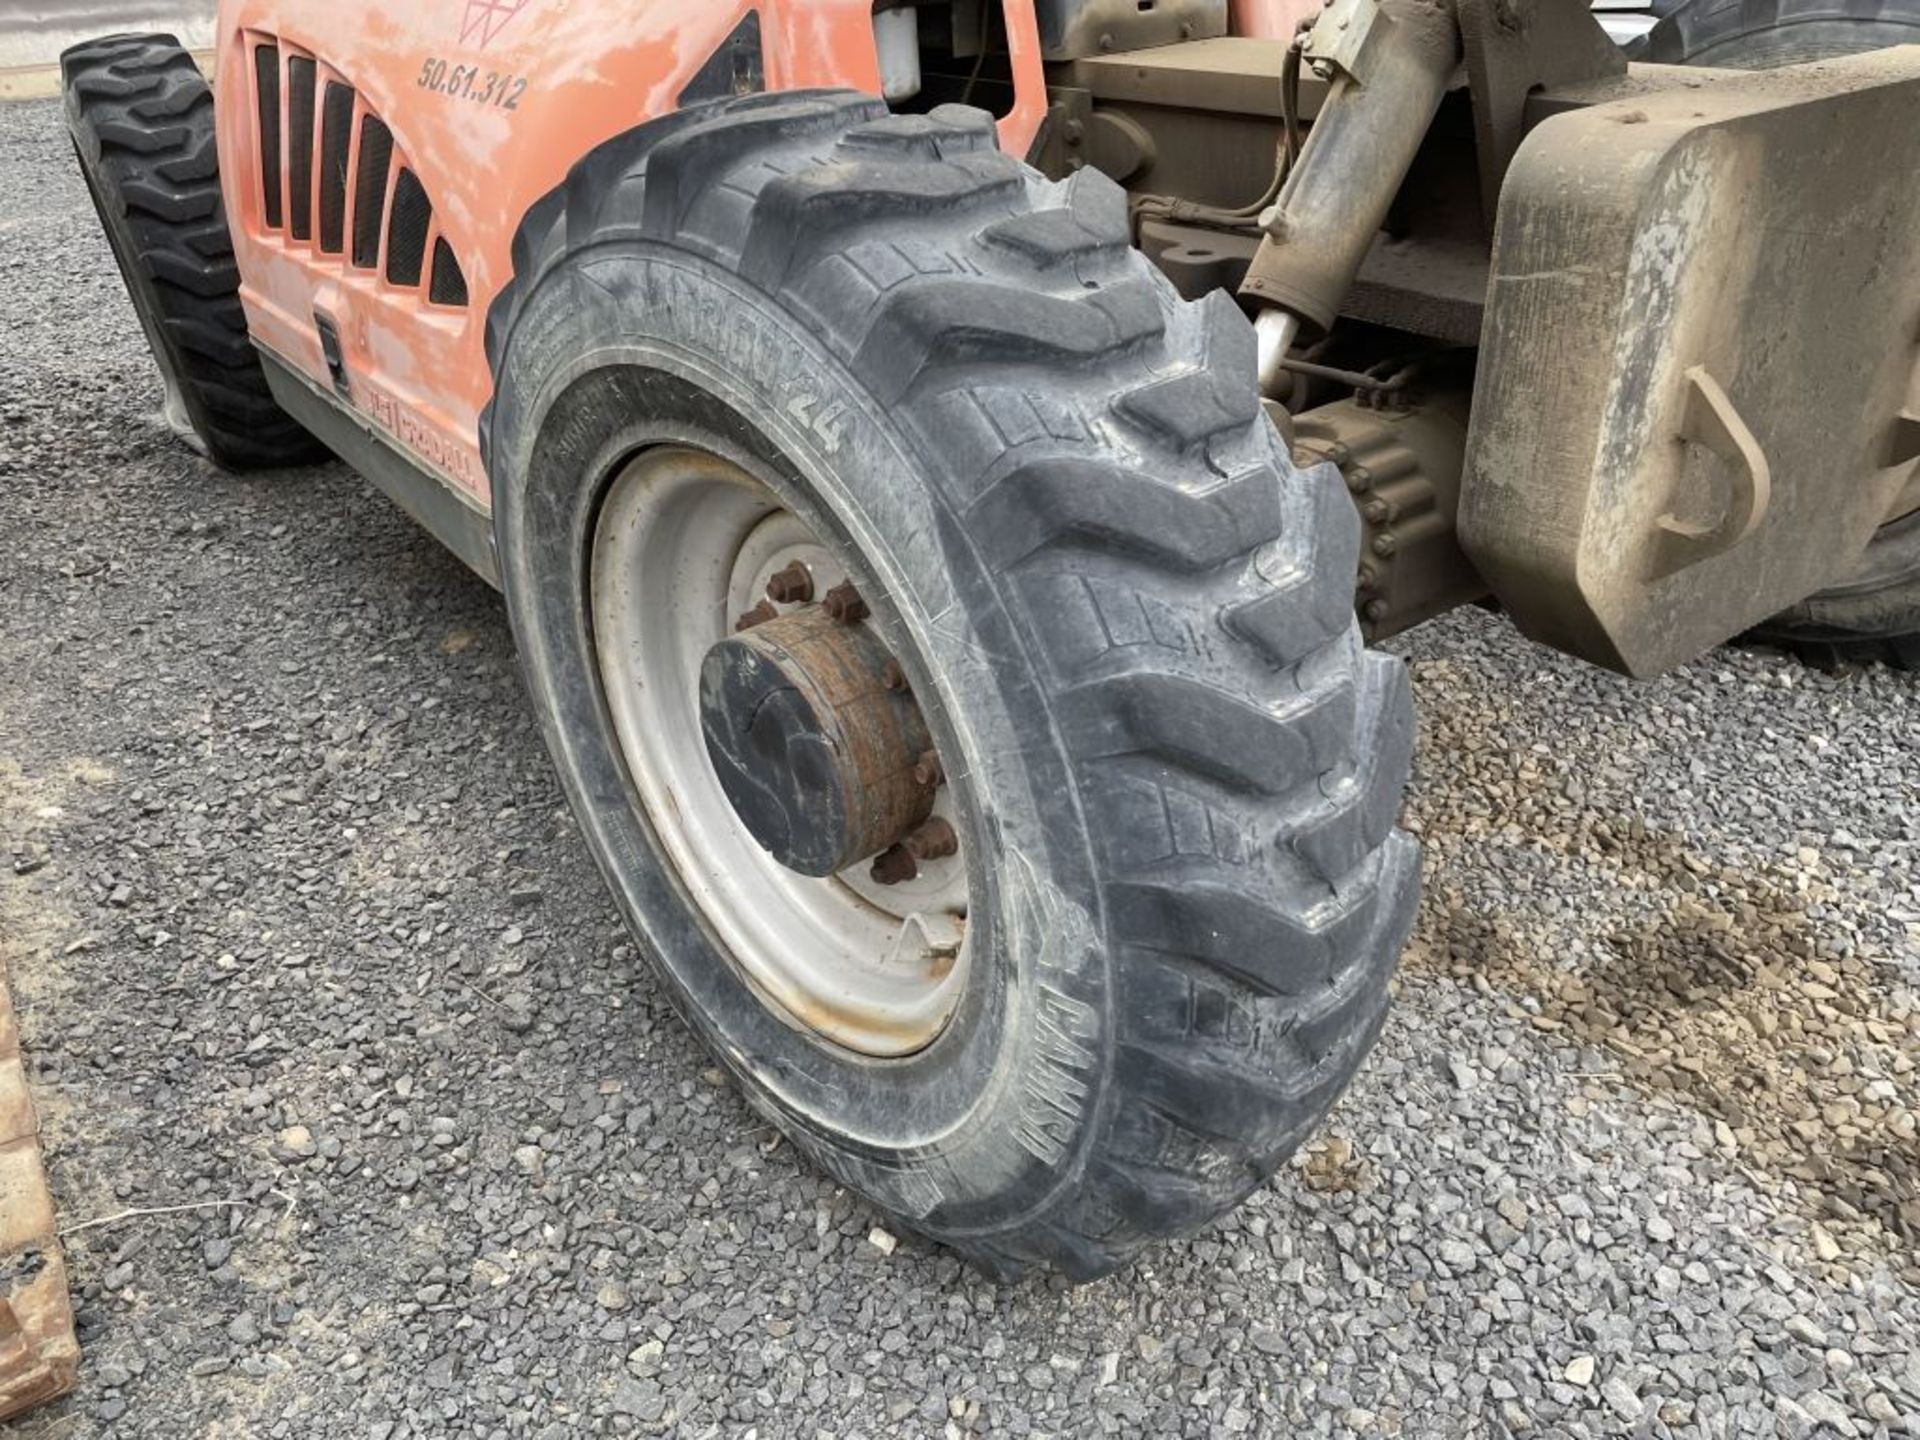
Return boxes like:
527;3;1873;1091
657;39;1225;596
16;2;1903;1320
3;94;1919;1440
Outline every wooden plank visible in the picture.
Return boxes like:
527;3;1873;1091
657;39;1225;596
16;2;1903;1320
0;952;77;1423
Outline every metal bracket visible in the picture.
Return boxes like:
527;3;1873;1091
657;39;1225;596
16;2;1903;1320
888;912;966;972
1034;0;1229;61
1303;0;1389;85
1036;87;1093;175
1455;0;1625;234
1652;367;1772;578
675;10;765;107
1893;320;1920;471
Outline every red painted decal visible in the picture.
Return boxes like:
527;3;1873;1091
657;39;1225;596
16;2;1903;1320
460;0;529;49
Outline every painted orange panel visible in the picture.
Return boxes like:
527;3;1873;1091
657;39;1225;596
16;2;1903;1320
216;1;1046;508
1228;0;1322;39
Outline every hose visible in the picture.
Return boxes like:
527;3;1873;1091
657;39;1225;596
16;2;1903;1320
1129;35;1307;239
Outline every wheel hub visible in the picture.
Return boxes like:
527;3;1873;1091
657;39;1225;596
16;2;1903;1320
699;606;937;877
589;445;969;1057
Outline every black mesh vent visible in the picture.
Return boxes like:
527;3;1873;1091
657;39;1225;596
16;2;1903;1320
317;81;354;254
429;238;468;307
254;44;281;229
286;56;315;241
385;169;431;288
351;114;393;269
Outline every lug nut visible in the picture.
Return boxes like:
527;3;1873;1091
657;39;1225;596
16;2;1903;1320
735;600;777;631
869;819;959;885
870;844;918;885
881;659;908;692
822;581;869;624
912;749;944;788
765;560;813;605
903;817;958;862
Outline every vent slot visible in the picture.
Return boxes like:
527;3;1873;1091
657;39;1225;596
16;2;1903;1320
258;38;466;312
317;81;355;254
385;169;432;288
254;44;282;228
352;115;393;268
429;238;468;307
286;56;316;240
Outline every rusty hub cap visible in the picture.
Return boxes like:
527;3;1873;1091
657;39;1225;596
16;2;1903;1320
588;446;969;1057
699;608;937;878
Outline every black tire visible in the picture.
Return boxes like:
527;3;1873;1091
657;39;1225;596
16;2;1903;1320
1744;514;1920;669
62;34;323;470
1639;2;1920;669
482;93;1419;1280
1636;0;1920;65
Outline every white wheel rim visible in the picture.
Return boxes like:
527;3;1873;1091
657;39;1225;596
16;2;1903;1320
590;446;969;1058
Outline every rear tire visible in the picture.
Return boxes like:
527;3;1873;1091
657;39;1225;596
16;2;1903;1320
1636;0;1920;65
483;93;1419;1280
1742;514;1920;670
62;34;323;470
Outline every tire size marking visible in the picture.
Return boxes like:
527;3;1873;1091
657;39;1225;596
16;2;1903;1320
417;57;528;110
1014;984;1099;1166
784;391;846;455
655;262;869;467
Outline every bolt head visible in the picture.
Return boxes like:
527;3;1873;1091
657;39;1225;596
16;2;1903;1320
822;581;869;624
903;817;958;862
735;600;778;632
870;844;918;885
765;560;814;605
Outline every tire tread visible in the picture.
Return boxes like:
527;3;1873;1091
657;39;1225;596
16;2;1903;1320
63;33;320;469
483;90;1420;1280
